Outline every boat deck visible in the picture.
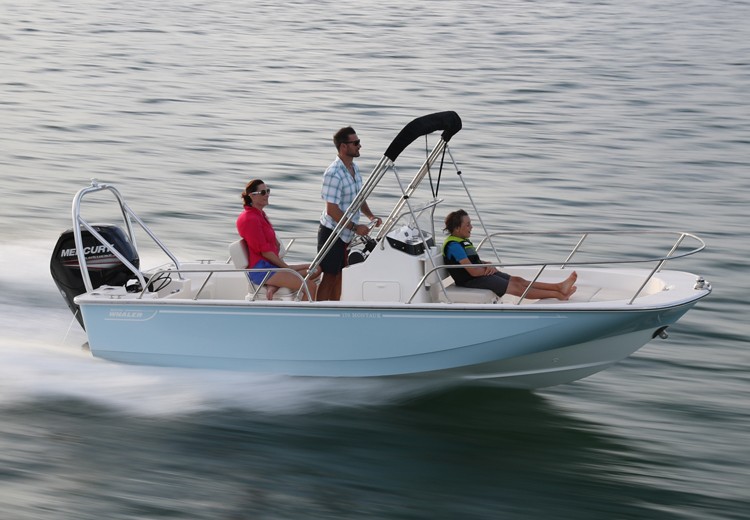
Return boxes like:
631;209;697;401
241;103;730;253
75;260;703;312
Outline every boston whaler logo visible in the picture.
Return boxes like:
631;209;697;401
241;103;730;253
107;309;157;321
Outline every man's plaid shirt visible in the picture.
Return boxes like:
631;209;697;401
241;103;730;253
319;156;363;243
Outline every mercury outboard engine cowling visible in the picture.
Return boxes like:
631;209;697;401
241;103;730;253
50;225;139;329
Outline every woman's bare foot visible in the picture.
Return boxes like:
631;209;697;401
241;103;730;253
265;285;278;300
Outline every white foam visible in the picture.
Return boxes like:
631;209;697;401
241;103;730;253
0;331;436;416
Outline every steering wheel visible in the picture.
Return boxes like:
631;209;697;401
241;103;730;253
365;218;380;234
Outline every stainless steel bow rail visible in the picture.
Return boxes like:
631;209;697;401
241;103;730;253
409;230;707;305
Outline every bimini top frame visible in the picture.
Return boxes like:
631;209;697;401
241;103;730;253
308;111;462;281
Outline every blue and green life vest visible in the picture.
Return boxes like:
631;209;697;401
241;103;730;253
442;235;481;285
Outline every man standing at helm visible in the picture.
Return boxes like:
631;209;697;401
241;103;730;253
317;126;381;301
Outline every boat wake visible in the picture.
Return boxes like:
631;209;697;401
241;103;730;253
0;330;457;416
1;337;457;416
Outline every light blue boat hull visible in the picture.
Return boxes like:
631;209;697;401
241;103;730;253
79;300;697;388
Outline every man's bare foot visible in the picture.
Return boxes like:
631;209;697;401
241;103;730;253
265;285;278;300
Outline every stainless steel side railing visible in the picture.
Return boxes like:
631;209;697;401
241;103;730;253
139;266;314;302
409;230;706;305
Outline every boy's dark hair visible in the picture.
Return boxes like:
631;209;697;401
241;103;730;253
444;209;468;234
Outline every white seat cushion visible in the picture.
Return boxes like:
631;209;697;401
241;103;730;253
228;239;292;300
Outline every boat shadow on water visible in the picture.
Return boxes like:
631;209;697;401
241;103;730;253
205;385;712;518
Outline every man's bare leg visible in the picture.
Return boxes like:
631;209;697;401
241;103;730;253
317;273;342;301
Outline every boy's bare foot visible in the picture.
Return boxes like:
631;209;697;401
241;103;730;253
560;271;578;295
561;285;577;301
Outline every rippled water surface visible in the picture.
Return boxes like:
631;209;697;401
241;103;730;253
1;1;749;518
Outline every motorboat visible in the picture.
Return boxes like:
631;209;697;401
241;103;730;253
50;111;711;388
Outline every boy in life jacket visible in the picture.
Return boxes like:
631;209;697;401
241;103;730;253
442;209;577;300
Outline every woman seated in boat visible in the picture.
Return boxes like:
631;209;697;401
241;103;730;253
236;179;318;300
443;209;577;300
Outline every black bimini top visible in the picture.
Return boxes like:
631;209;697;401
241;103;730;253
384;111;462;162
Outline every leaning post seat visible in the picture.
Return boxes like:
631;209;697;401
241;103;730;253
228;239;292;300
425;249;498;304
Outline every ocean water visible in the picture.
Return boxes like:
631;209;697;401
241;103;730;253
1;0;749;518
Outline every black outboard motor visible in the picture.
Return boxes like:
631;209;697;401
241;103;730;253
50;225;139;329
